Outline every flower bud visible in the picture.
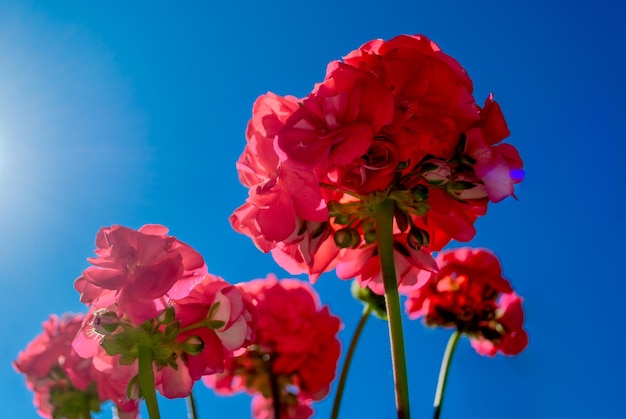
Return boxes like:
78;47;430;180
334;228;360;249
407;227;430;250
182;336;204;355
334;214;352;225
420;159;451;185
157;306;175;325
411;184;429;201
92;310;119;335
351;281;387;320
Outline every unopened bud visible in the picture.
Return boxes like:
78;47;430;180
420;159;451;185
334;228;360;249
364;230;377;244
411;185;429;201
157;306;175;325
351;281;388;320
334;214;352;225
407;227;430;250
93;310;119;335
182;336;204;355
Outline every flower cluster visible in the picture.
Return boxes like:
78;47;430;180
71;225;256;402
15;33;529;419
204;275;342;418
405;247;528;356
13;314;138;419
231;34;523;293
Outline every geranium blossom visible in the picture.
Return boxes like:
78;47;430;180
73;273;256;401
155;273;256;398
75;224;207;324
405;247;528;356
203;275;341;418
231;34;523;292
14;314;138;418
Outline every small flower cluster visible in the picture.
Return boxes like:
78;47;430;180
13;314;138;419
16;226;341;418
405;247;528;356
16;225;258;418
231;34;523;294
204;275;342;418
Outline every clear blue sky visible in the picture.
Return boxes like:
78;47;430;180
1;1;624;418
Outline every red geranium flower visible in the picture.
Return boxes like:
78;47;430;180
203;275;341;418
405;247;528;356
231;34;523;291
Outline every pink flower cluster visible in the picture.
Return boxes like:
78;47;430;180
13;314;138;419
231;34;523;293
71;224;256;401
14;224;258;418
204;275;342;418
405;248;528;356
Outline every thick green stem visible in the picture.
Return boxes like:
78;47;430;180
137;345;161;419
331;304;373;419
374;199;410;419
187;391;198;419
433;330;462;419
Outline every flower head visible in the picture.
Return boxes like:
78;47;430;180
231;34;523;291
405;248;528;356
14;314;138;418
75;224;207;324
203;275;341;418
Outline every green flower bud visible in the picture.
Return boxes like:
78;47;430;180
92;310;119;335
157;306;175;325
182;336;204;355
407;227;430;250
411;184;429;201
351;281;388;320
334;213;352;225
420;159;451;185
334;228;360;249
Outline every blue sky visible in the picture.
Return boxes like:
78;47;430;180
1;1;624;418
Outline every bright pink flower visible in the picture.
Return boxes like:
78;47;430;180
160;273;256;396
230;93;328;248
232;34;523;288
14;314;138;418
77;274;255;401
405;248;528;356
203;275;341;416
75;224;207;324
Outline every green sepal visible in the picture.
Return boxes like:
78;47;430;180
206;320;226;329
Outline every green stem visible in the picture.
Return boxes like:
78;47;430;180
433;329;462;419
187;391;198;419
137;344;161;419
374;199;410;419
331;304;373;419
